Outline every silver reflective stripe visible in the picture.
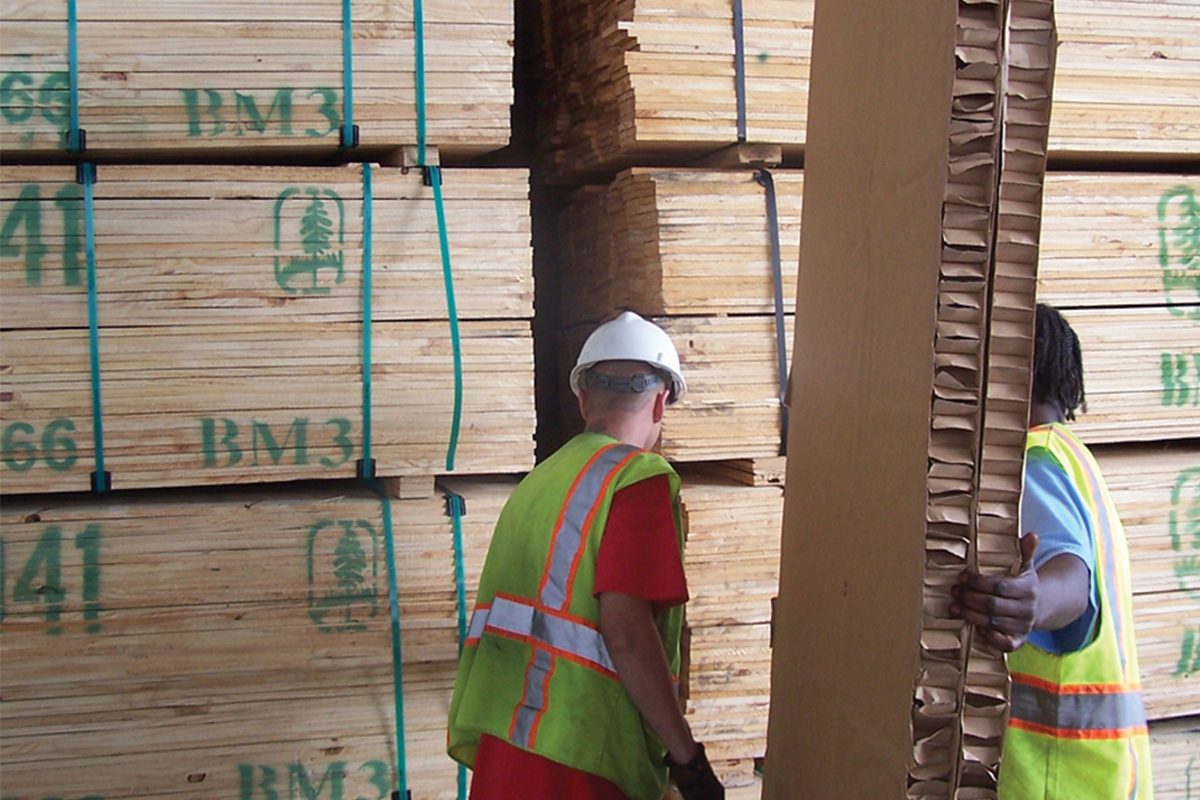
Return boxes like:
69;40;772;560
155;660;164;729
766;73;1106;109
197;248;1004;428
1011;681;1147;733
511;648;553;748
465;607;489;642
539;444;638;609
484;595;616;674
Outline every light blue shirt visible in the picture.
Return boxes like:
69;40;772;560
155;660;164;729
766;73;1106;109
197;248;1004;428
1021;454;1101;654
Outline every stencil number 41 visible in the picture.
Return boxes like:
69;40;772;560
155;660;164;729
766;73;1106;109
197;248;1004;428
2;525;102;634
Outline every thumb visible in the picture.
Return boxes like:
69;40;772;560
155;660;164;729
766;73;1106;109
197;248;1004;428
1018;532;1039;575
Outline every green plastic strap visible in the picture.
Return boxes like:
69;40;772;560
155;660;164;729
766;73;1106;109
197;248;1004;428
367;479;409;798
341;0;356;147
429;168;462;471
413;0;427;165
360;164;374;468
442;488;469;800
66;0;82;151
81;164;107;492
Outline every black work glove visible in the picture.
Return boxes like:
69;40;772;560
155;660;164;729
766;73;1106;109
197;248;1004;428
666;743;725;800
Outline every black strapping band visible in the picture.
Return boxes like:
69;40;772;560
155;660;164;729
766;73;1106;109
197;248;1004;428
756;169;789;455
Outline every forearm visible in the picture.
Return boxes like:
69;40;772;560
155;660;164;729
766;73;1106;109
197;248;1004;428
1032;553;1090;632
600;594;696;762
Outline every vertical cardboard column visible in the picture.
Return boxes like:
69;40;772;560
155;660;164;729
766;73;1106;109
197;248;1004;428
764;0;1055;797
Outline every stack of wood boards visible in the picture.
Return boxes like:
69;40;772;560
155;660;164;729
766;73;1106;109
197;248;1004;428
1050;0;1200;160
560;314;792;462
0;164;535;494
529;0;1197;179
1148;718;1200;798
678;473;782;783
0;0;513;156
1097;447;1200;721
1037;174;1200;310
558;169;801;321
531;0;814;178
0;477;515;800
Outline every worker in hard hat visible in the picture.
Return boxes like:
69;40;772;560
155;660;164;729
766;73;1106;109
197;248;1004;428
448;311;724;800
950;304;1152;798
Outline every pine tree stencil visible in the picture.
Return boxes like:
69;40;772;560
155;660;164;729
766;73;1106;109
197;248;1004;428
300;196;335;258
1159;185;1200;317
333;528;368;623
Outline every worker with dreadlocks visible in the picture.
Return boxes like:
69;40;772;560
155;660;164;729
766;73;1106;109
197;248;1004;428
448;311;724;800
951;303;1153;798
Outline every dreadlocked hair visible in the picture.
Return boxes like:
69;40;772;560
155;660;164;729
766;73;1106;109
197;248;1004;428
1032;303;1086;421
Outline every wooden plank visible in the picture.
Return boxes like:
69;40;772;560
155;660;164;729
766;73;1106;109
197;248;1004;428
559;169;802;321
531;0;1198;178
1062;308;1199;444
1148;717;1200;799
0;1;513;156
0;478;514;800
0;165;535;493
1037;174;1199;311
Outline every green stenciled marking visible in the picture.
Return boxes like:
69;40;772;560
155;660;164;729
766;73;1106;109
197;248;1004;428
307;519;379;632
322;416;353;469
13;526;64;634
200;417;353;470
236;761;388;800
288;761;344;800
235;89;294;136
1171;466;1200;602
75;525;102;633
1159;185;1200;317
1162;353;1200;407
1187;756;1197;800
251;418;309;467
1178;627;1200;677
0;182;84;287
0;70;69;132
181;87;340;139
273;187;346;295
1;183;47;285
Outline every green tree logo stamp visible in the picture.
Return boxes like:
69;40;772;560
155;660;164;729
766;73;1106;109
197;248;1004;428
307;519;378;632
1171;466;1200;598
273;187;345;294
1158;185;1200;317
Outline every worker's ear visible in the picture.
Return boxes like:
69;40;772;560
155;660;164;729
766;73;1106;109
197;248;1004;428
578;390;589;421
651;389;667;424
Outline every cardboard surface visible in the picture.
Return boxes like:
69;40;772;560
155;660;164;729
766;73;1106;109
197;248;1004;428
765;0;1054;796
763;1;957;796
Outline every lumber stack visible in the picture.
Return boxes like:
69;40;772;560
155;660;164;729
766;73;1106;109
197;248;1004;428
0;477;514;800
559;169;802;320
677;474;782;779
1097;447;1200;722
0;0;513;156
1049;1;1200;160
529;0;1198;179
0;164;536;493
1037;174;1200;310
531;0;814;178
1148;718;1200;798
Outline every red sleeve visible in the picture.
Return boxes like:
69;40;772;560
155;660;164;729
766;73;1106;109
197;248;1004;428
593;473;688;613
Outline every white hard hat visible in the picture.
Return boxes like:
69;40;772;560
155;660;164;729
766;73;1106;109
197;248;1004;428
569;311;687;404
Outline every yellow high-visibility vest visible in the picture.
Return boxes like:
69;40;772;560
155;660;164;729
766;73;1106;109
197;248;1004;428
448;433;685;800
1000;424;1153;799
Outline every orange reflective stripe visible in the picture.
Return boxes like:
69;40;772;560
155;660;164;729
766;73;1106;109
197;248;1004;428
1009;718;1149;741
561;449;641;609
1011;672;1141;695
536;444;614;604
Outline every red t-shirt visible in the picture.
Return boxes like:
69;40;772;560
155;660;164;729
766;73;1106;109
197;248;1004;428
468;474;687;799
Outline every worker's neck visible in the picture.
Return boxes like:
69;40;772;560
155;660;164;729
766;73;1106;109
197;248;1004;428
1029;400;1066;428
586;416;653;450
